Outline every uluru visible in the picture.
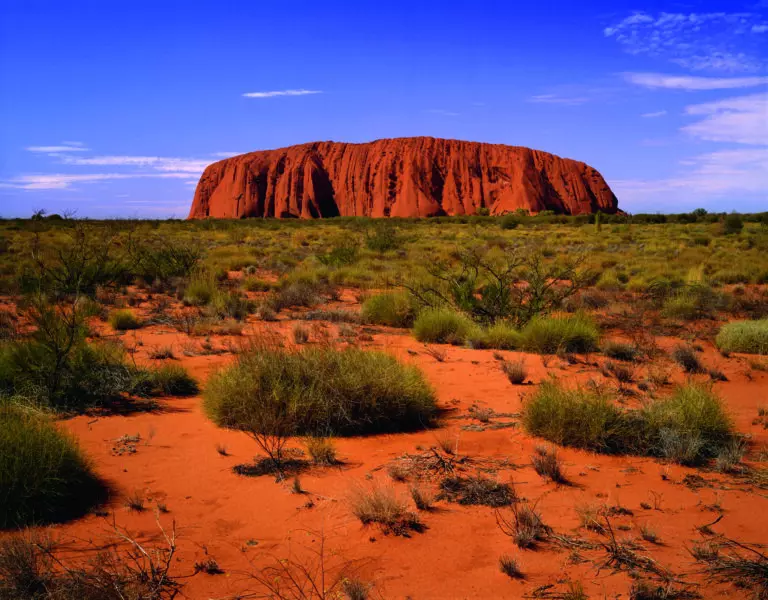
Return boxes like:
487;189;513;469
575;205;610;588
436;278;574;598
188;137;618;219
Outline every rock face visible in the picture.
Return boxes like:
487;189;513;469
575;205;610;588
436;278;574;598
188;137;618;219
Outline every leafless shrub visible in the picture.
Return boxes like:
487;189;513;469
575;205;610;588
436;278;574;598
501;359;527;384
409;484;434;511
531;445;567;484
691;536;768;599
349;484;423;536
423;345;447;362
0;518;182;600
495;501;549;549
499;554;524;579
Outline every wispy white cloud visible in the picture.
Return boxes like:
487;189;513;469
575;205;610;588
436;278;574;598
641;110;667;118
528;94;588;106
58;155;210;173
423;109;460;116
0;172;198;191
605;12;768;72
613;147;768;204
613;90;768;208
210;151;242;158
242;89;322;98
27;144;89;153
682;92;768;145
624;72;768;90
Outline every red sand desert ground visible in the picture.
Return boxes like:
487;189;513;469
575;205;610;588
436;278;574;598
35;286;768;599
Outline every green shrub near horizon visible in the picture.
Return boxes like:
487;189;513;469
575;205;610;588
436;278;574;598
518;313;599;354
361;292;415;328
183;270;218;306
0;339;136;412
108;309;141;330
522;380;625;452
0;405;104;528
0;334;197;411
412;308;477;344
132;364;198;397
467;321;522;350
203;346;437;437
716;319;768;355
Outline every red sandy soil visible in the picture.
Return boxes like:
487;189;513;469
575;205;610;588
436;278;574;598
22;291;768;599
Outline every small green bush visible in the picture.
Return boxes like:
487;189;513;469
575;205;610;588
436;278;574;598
204;346;437;437
522;380;625;452
242;277;273;292
518;314;599;354
499;214;520;230
602;341;639;362
268;275;332;311
361;292;415;328
640;384;733;464
0;339;137;412
722;213;743;235
412;308;477;344
672;345;705;373
661;285;725;320
207;290;254;320
467;322;522;350
183;271;218;306
523;381;735;465
108;309;141;331
365;223;401;252
716;319;768;355
133;364;198;397
0;405;104;527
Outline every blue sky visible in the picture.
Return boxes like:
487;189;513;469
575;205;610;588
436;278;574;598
0;0;766;217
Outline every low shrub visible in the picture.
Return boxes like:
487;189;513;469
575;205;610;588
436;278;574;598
242;277;273;292
412;308;477;344
722;213;743;235
203;346;437;438
133;365;198;397
304;436;337;465
522;381;735;465
496;502;549;549
499;555;523;579
365;223;401;252
602;341;639;362
0;338;137;412
409;484;434;511
292;323;310;344
437;475;515;507
518;314;599;354
501;359;527;384
715;319;768;355
108;310;141;331
207;291;253;320
183;271;218;306
268;277;329;312
467;322;522;350
531;445;567;483
522;380;625;452
349;484;422;535
0;526;180;598
361;292;415;328
640;383;734;464
671;345;705;373
0;405;104;528
659;283;726;321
